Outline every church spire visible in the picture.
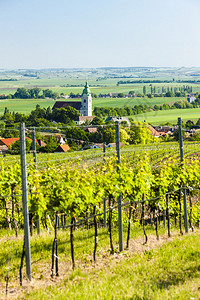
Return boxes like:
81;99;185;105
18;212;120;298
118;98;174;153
82;81;91;96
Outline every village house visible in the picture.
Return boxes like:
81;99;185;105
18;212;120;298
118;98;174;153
55;144;70;152
75;116;95;125
82;142;125;150
0;137;35;153
187;94;196;103
105;116;131;126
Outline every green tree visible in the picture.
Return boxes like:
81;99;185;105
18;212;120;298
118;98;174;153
52;107;80;124
42;136;58;153
14;88;30;99
128;122;153;144
90;116;104;125
102;127;115;144
9;139;32;154
165;91;174;97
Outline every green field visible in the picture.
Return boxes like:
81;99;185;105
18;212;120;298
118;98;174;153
1;68;200;123
1;75;200;96
130;107;200;124
0;96;185;115
0;98;56;114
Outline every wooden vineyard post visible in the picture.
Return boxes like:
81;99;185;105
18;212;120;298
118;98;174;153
20;123;32;281
115;121;123;252
178;117;189;233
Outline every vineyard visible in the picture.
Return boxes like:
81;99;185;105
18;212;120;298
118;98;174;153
0;121;200;298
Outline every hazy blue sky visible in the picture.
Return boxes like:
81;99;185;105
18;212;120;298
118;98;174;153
1;0;200;69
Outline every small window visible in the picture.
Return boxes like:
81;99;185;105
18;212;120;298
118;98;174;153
84;99;86;103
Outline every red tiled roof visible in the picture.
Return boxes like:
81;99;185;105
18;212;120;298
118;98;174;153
0;138;19;147
55;144;70;152
0;137;37;147
148;126;163;137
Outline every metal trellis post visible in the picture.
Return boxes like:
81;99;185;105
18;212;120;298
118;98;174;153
103;142;107;228
178;117;189;233
32;127;40;235
115;121;123;252
20;123;32;281
32;127;37;168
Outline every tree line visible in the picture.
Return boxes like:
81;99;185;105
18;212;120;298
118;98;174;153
0;88;58;100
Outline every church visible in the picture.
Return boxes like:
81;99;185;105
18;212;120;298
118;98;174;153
53;82;92;115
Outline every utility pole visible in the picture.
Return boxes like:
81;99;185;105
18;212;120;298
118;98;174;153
115;121;123;251
178;117;189;233
20;123;32;281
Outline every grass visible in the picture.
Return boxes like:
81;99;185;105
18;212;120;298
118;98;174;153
130;107;200;124
0;223;200;299
31;233;200;300
0;96;185;114
92;96;182;108
0;99;56;114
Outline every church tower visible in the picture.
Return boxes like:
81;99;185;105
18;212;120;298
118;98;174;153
80;82;92;116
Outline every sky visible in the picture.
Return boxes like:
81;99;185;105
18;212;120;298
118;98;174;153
1;0;200;69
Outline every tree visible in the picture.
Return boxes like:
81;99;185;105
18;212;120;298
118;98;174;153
173;129;186;141
43;89;58;99
119;128;130;144
190;132;200;141
14;88;30;99
185;120;194;129
29;88;41;98
118;93;124;98
143;86;146;95
102;127;115;144
90;116;104;125
128;122;153;144
165;91;174;97
9;139;32;154
3;113;14;124
65;127;89;145
196;119;200;128
52;107;80;124
41;136;58;153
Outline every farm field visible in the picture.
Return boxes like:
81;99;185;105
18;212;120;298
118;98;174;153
129;107;200;124
1;69;200;123
0;99;56;114
0;96;186;115
1;73;200;96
